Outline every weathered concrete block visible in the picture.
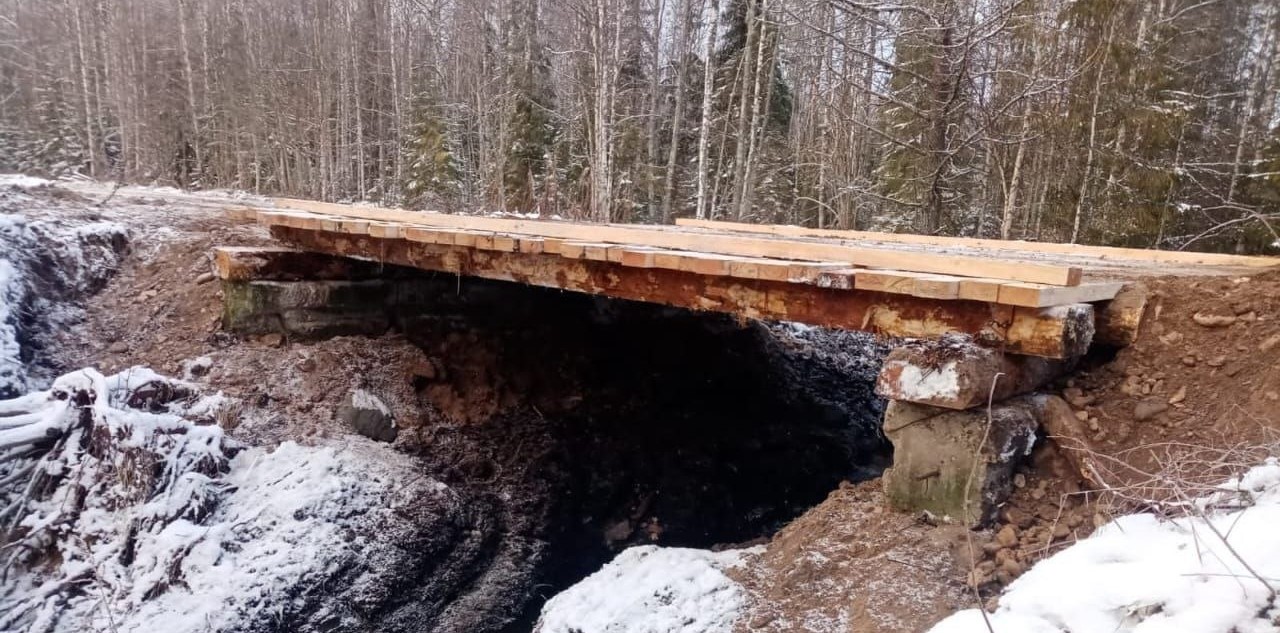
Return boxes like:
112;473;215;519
222;279;400;339
876;335;1071;410
881;397;1040;527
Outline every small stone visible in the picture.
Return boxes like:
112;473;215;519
1260;334;1280;353
1168;386;1187;405
995;525;1018;548
1133;398;1169;421
1013;473;1027;488
296;357;317;372
259;333;284;348
195;271;216;285
998;556;1023;576
1062;387;1094;408
1074;410;1089;421
1087;418;1100;432
1192;312;1236;327
1052;524;1071;540
108;341;128;354
1000;506;1033;528
1180;355;1197;367
338;389;397;443
1207;356;1227;368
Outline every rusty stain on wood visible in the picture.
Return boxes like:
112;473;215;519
269;226;1094;358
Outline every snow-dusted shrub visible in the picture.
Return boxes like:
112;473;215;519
0;367;235;629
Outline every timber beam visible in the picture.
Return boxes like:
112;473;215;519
268;226;1095;358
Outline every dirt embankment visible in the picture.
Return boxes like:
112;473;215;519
12;183;893;632
728;270;1280;633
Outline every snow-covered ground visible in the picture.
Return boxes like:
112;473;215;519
931;461;1280;633
0;208;128;396
536;545;757;633
0;366;459;633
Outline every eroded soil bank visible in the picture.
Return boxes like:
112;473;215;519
5;181;894;632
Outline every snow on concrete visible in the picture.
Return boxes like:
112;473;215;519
892;360;961;401
930;459;1280;633
536;545;757;633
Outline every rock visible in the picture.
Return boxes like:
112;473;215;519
1133;398;1168;421
296;356;317;372
1052;524;1071;540
1000;506;1033;529
195;271;216;285
107;341;128;354
1168;386;1187;405
338;389;398;443
1260;334;1280;353
998;556;1023;576
1062;387;1094;408
1192;312;1236;328
259;333;284;348
1180;355;1197;367
1013;473;1027;488
1207;355;1227;368
993;524;1013;549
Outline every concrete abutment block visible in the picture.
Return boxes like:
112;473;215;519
881;398;1040;527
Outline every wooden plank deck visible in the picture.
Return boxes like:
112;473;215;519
231;200;1280;358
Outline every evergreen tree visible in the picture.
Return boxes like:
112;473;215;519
402;97;461;208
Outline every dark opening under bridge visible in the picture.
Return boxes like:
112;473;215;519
216;198;1279;526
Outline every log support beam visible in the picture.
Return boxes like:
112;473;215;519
268;226;1095;359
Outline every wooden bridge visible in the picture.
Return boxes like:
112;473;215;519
228;198;1276;360
220;198;1279;526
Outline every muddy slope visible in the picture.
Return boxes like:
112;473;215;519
8;182;893;633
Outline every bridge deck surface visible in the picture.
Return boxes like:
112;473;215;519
230;198;1279;358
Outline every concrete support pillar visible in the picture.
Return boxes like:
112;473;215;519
881;398;1040;526
875;334;1080;527
212;246;435;339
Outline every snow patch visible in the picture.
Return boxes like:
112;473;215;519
352;387;392;418
0;174;56;189
536;545;756;633
930;459;1280;633
1;367;454;633
894;360;961;400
